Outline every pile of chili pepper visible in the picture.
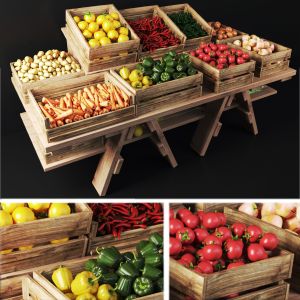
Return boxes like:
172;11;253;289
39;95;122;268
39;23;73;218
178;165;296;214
168;12;208;39
89;203;163;239
128;16;180;52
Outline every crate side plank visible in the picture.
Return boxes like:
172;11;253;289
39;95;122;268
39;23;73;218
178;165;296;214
22;275;55;300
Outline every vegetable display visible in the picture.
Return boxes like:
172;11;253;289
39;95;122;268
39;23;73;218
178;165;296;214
233;34;276;56
0;202;72;254
12;50;81;83
170;207;280;280
128;16;180;52
118;51;197;89
38;82;131;128
51;233;163;299
238;203;300;235
89;203;163;239
168;12;207;39
190;42;250;69
209;21;239;40
74;11;131;48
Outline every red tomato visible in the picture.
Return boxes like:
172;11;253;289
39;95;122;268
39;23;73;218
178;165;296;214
247;243;268;262
245;225;263;243
198;52;205;59
218;44;228;51
209;60;216;67
259;232;279;250
182;245;197;255
228;55;236;64
202;212;220;229
230;48;237;55
217;64;224;69
227;261;245;269
218;54;227;59
242;53;250;60
170;237;182;256
210;258;226;271
231;223;246;238
194;261;214;274
236;49;243;57
170;218;184;236
217;212;226;225
203;55;211;62
194;228;209;243
177;258;191;267
197;210;205;223
181;253;196;265
177;208;192;221
202;244;223;261
214;226;232;242
176;227;195;245
200;43;207;49
237;57;245;64
223;50;230;56
183;214;199;229
209;51;216;58
217;57;227;65
204;46;211;54
225;238;244;260
210;44;218;51
203;234;222;246
169;209;175;219
216;50;222;57
190;51;196;57
196;248;205;262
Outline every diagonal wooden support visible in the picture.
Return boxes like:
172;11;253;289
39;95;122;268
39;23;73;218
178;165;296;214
191;97;228;157
92;129;128;196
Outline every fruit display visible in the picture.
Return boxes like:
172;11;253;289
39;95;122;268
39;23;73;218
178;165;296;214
0;202;72;254
118;51;197;89
128;16;180;52
12;50;81;83
51;233;163;299
168;12;208;39
73;11;131;48
190;42;251;69
233;34;276;55
37;82;131;128
238;203;300;234
169;207;280;275
209;21;239;40
89;203;163;238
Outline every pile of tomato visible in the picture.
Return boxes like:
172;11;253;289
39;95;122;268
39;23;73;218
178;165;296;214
169;207;279;276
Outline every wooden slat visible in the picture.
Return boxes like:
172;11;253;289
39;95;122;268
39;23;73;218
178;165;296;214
22;275;55;300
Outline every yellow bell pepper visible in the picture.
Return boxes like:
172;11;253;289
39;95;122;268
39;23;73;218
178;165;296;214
119;67;130;80
52;266;73;292
129;69;143;82
97;284;117;300
76;293;96;300
131;81;142;89
71;271;99;296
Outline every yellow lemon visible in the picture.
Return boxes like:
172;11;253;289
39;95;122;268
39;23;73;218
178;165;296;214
28;203;50;212
1;202;24;214
110;12;119;20
118;34;129;43
73;16;81;23
100;36;112;46
48;203;71;218
50;237;69;244
94;30;106;40
88;22;99;34
107;29;119;41
78;21;88;31
102;20;113;33
96;14;106;26
112;20;121;29
119;27;129;36
88;39;100;48
19;245;33;251
84;12;96;23
82;29;93;39
12;207;35;223
0;210;13;226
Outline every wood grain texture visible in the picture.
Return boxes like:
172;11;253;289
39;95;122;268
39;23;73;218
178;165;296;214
22;275;55;300
196;203;240;212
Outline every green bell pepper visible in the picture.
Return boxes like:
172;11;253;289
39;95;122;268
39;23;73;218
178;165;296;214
135;63;144;72
162;53;173;62
143;68;153;76
139;242;159;257
125;295;138;300
142;265;163;281
122;252;135;262
85;259;108;277
160;72;171;82
187;67;197;76
133;277;154;297
155;277;163;292
116;262;139;278
132;256;145;270
165;66;175;74
149;233;163;248
136;240;149;253
153;64;164;74
99;272;119;286
168;50;177;58
115;276;133;297
179;53;190;61
173;72;187;79
166;60;176;68
151;72;161;84
176;63;187;72
144;254;163;268
142;57;155;68
96;246;122;268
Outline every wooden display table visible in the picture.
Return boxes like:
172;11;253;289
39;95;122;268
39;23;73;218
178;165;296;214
20;68;296;196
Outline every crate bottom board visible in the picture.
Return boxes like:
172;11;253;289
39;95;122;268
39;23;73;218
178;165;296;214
204;73;254;93
255;60;290;78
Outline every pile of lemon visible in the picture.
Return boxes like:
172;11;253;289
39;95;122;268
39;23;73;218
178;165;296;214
0;202;72;254
74;11;130;48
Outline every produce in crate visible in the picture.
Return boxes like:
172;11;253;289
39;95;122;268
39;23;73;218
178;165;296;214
209;21;239;40
168;12;208;39
233;34;276;55
118;51;197;88
50;233;164;299
89;203;163;239
190;42;250;69
74;11;131;47
12;50;81;83
169;207;280;278
128;16;180;52
37;81;131;128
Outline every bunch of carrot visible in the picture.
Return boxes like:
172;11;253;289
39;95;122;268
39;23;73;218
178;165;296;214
38;82;131;128
89;203;163;239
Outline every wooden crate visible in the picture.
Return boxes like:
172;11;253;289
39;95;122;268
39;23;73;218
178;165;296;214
229;40;292;78
191;55;255;93
27;71;135;142
120;5;186;59
170;207;294;299
65;4;140;61
208;22;245;44
225;207;300;293
196;202;240;212
10;61;84;105
110;62;202;115
62;27;138;74
161;4;212;51
87;222;163;254
32;256;163;300
22;275;55;300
